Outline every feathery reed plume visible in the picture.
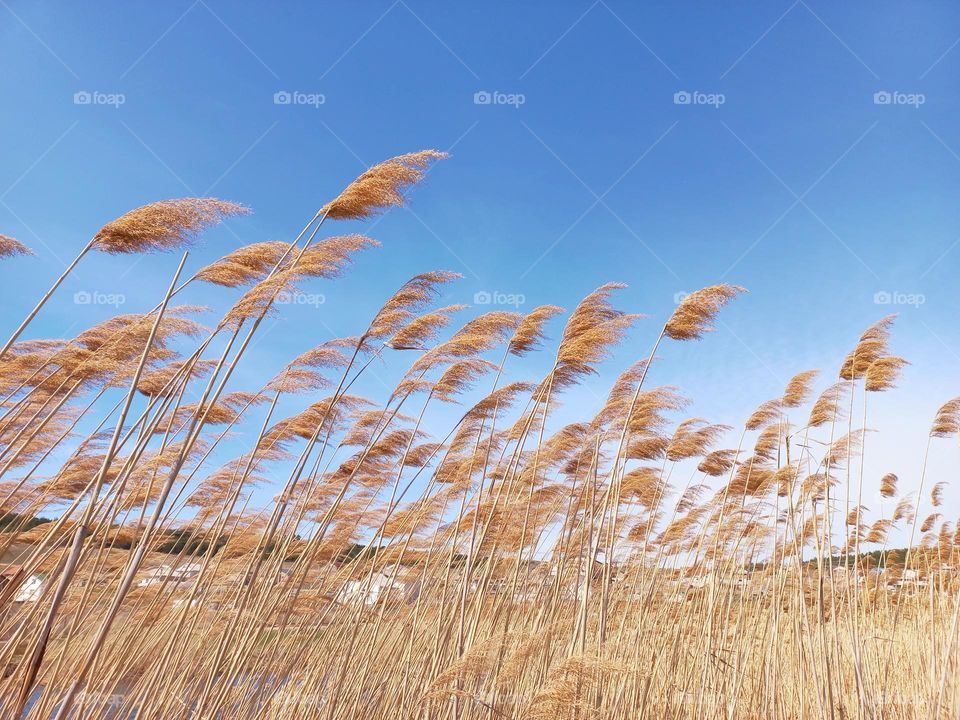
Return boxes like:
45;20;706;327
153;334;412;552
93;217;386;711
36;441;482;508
729;456;776;496
320;150;448;220
388;305;466;350
753;423;784;461
664;284;745;340
880;473;898;498
509;305;564;356
464;381;535;422
267;345;354;393
824;430;864;469
195;241;290;287
550;283;640;390
220;238;375;329
865;519;892;544
291;344;353;372
0;234;33;257
222;274;296;326
921;512;941;534
893;496;915;524
291;235;379;279
783;369;818;408
931;481;947;507
433;358;497;402
666;419;729;461
931;397;960;438
523;655;625;720
443;310;523;356
698;448;737;476
745;398;782;431
840;315;895;380
92;198;248;253
808;382;846;428
4;202;239;358
363;271;461;349
619;466;663;506
137;358;217;397
865;356;909;392
846;506;867;527
773;463;797;497
593;361;653;428
624;387;688;437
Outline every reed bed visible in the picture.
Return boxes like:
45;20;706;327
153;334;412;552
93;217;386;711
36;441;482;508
0;151;957;719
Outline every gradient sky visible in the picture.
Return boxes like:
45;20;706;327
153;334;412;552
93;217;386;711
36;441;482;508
2;1;958;539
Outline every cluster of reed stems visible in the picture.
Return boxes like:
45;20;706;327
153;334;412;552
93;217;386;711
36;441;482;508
0;152;957;719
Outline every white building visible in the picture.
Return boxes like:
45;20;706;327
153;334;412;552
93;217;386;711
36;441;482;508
14;573;48;603
138;562;203;588
335;566;421;607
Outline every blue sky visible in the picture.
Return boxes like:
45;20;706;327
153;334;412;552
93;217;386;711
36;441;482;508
1;1;958;533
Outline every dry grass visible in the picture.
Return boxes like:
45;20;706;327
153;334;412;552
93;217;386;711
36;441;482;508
0;152;957;719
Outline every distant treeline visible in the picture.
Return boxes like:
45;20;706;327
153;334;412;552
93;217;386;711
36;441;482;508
0;512;51;533
0;514;226;557
749;549;912;571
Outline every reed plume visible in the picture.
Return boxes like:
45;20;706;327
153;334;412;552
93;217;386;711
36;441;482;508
931;397;960;437
880;472;898;498
664;284;745;340
321;150;448;220
865;356;909;391
92;198;248;254
840;315;895;380
783;369;818;408
0;234;33;257
195;241;290;288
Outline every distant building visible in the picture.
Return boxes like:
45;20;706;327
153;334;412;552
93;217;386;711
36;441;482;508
138;562;203;588
335;566;421;607
892;568;927;589
14;573;48;603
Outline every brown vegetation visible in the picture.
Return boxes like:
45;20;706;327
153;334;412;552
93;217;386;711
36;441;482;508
0;152;957;719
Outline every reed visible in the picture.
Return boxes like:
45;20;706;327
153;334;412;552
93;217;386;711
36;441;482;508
0;152;957;719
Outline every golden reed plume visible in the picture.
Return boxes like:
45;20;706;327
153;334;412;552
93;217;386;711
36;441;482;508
0;234;33;257
321;150;448;220
665;284;745;340
92;198;249;254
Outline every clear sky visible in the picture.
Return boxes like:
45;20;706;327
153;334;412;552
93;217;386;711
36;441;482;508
1;2;958;536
